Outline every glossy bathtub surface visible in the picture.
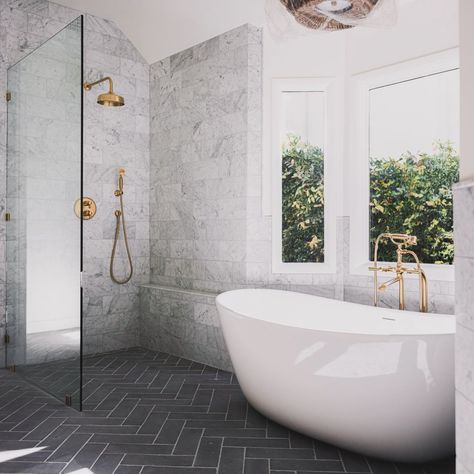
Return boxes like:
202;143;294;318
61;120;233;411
216;289;455;463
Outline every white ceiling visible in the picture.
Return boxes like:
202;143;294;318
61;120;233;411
54;0;266;64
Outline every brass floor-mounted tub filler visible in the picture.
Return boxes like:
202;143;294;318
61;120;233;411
369;233;428;313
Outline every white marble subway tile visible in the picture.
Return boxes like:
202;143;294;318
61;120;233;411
454;182;474;259
85;14;125;39
456;391;474;471
456;256;474;330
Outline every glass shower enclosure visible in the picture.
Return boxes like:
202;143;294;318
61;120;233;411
5;17;84;409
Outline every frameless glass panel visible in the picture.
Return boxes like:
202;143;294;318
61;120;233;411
6;17;83;409
281;91;325;263
369;69;460;264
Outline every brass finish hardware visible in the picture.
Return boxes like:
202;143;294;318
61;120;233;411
83;77;124;107
110;168;133;285
370;233;428;313
4;334;10;344
74;197;97;220
65;394;72;407
5;213;10;222
6;91;11;102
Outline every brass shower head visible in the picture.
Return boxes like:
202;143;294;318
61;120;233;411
83;76;124;107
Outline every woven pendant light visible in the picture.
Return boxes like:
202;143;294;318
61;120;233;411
279;0;380;31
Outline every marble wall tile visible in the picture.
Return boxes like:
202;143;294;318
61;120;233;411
0;0;150;363
454;182;474;473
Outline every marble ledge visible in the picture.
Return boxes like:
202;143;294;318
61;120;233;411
453;179;474;191
139;283;219;298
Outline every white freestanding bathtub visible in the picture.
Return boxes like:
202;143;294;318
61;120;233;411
216;289;455;463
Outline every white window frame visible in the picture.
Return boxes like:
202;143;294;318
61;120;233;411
271;78;338;274
347;48;459;282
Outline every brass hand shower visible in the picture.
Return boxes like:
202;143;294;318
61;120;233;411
110;168;133;284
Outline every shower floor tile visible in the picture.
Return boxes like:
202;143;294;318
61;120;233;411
0;347;455;474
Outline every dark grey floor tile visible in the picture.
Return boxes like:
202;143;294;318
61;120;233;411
367;458;398;474
155;419;185;444
209;391;230;413
46;433;92;463
192;390;213;407
289;431;314;449
123;454;193;466
218;447;244;474
91;433;155;444
245;406;267;430
195;437;223;467
0;351;454;474
245;458;270;474
76;425;139;434
396;465;426;474
340;449;371;472
124;405;154;426
203;428;266;438
267;421;289;438
138;412;169;435
270;459;344;471
115;466;143;474
173;428;203;455
0;430;32;440
223;437;289;448
0;462;67;473
91;453;123;474
141;467;216;473
40;424;80;451
186;420;243;429
247;447;315;459
106;443;173;455
314;440;341;460
24;418;65;441
66;442;107;471
226;393;247;420
109;398;139;418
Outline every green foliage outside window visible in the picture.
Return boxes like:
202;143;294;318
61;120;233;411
370;142;459;264
282;135;325;263
281;137;459;266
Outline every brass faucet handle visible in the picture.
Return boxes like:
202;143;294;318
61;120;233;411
369;265;397;273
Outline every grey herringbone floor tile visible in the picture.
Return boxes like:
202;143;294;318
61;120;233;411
0;348;455;474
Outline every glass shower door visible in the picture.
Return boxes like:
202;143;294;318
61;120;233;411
5;17;83;409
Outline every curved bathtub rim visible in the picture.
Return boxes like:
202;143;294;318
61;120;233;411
216;288;455;337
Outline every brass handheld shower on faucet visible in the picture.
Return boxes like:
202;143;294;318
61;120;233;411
110;168;133;285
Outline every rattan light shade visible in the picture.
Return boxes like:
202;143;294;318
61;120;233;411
279;0;380;31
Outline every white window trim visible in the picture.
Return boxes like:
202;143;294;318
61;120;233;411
271;77;338;274
347;48;459;282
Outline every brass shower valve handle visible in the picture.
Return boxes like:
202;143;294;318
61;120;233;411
74;197;97;220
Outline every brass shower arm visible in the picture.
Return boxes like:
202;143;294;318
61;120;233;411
83;76;114;92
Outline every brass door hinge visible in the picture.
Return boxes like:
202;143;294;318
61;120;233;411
6;91;11;102
4;334;10;344
5;213;10;222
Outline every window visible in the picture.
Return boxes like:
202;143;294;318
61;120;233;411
369;69;460;264
272;79;338;274
349;49;459;280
